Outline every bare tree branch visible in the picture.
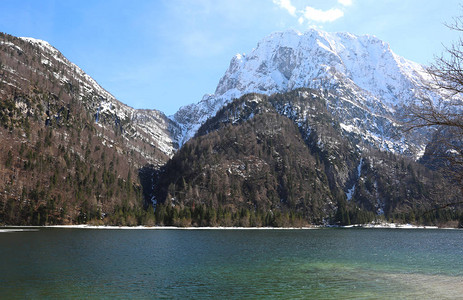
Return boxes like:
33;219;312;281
404;15;463;199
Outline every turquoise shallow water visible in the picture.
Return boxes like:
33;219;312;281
0;228;462;299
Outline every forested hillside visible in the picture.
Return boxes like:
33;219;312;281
154;92;463;227
0;33;165;225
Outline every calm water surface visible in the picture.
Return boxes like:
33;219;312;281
0;228;462;299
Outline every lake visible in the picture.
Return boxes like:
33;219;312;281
0;228;462;299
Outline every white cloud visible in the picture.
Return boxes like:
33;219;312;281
302;6;344;23
338;0;353;6
273;0;297;16
273;0;352;25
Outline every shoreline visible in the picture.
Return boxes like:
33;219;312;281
1;222;461;230
2;224;318;230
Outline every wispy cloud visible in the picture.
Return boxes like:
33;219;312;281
273;0;352;25
273;0;297;16
303;7;344;23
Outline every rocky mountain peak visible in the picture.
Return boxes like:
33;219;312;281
173;29;439;157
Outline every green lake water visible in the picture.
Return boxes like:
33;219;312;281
0;228;462;299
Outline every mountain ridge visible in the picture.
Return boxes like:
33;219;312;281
13;29;438;160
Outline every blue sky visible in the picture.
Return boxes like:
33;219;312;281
0;0;461;115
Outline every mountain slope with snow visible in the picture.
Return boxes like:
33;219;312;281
173;29;437;157
6;36;180;165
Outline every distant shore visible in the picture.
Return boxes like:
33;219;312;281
1;222;460;231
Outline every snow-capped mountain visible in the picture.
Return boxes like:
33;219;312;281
173;29;438;157
2;31;461;226
10;29;439;162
